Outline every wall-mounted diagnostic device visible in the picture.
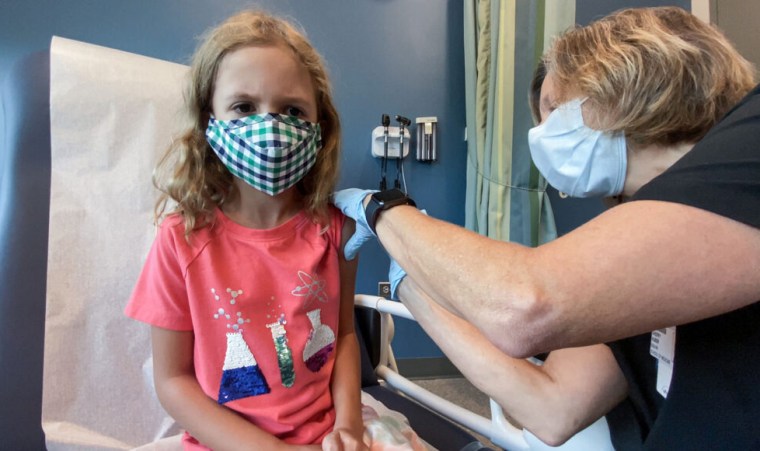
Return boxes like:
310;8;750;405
371;125;411;159
372;114;412;192
415;116;438;162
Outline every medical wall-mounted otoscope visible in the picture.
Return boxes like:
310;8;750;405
380;114;390;190
372;113;428;195
394;115;411;190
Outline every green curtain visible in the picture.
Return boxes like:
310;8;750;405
464;0;574;246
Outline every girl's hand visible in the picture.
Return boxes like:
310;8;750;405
321;428;368;451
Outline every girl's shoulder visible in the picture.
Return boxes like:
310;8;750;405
328;204;346;227
155;211;217;254
326;204;348;249
153;213;186;244
158;212;185;230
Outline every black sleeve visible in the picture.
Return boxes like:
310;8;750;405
633;84;760;230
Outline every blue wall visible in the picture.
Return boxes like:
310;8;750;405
0;0;691;359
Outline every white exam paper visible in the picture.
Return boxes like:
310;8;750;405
45;36;188;450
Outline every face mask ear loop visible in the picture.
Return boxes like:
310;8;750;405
577;97;591;127
614;132;628;196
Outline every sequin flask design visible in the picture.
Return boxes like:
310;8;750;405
267;316;296;388
303;308;335;372
211;268;334;402
291;271;335;372
212;288;270;403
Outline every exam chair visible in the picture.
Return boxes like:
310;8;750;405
0;44;497;450
352;298;615;451
354;297;527;450
354;304;496;450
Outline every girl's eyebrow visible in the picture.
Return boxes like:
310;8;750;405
222;91;256;101
221;92;312;105
276;93;313;105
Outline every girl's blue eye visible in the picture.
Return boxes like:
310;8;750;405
285;106;304;117
233;103;254;114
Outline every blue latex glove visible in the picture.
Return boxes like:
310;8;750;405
389;258;406;300
388;209;425;300
332;188;378;260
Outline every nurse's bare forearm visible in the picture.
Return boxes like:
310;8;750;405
375;201;760;355
374;206;545;356
397;277;627;446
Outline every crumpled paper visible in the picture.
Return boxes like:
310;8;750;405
45;36;188;450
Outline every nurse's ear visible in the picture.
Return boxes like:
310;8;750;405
579;98;616;131
529;59;547;124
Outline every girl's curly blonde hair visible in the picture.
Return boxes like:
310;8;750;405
154;10;341;235
544;6;755;147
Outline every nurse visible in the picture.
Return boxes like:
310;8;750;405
334;7;760;450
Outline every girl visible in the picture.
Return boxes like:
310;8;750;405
126;11;365;450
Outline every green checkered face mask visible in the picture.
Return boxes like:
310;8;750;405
206;113;322;196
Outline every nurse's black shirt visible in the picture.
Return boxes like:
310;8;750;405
606;84;760;450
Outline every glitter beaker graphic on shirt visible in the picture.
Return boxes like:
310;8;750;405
267;318;295;388
218;331;270;404
303;308;335;372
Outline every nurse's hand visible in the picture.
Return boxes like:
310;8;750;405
389;258;406;300
387;209;425;299
332;188;378;260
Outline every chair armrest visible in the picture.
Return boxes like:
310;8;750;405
354;294;530;450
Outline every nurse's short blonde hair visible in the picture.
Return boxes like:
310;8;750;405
545;6;755;147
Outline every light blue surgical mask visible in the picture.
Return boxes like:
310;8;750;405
528;98;627;198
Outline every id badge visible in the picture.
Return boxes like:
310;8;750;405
650;326;676;398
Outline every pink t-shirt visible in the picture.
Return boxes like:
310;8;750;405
125;207;345;447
